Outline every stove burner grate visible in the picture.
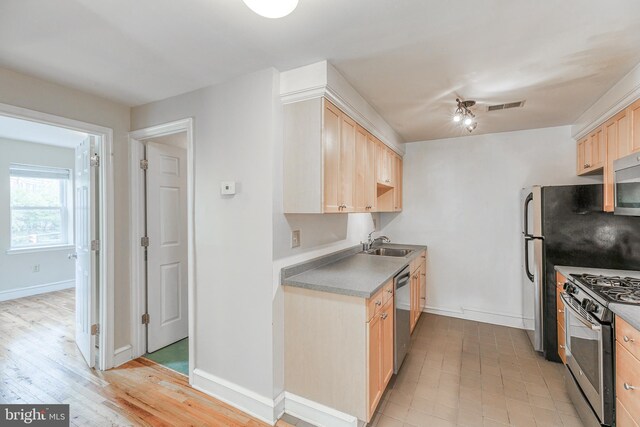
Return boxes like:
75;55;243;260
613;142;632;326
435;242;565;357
571;273;640;305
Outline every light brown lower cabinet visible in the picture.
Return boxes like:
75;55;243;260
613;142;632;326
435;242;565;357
616;316;640;425
368;298;393;417
556;271;567;363
284;280;394;423
409;251;427;333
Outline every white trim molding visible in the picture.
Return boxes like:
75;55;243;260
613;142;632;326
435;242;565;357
572;61;640;140
192;369;282;425
128;118;196;384
0;101;115;372
283;392;359;427
113;344;134;367
0;280;74;302
423;305;528;330
279;60;405;155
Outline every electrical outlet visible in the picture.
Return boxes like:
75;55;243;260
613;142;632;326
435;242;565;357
33;264;40;273
291;230;301;248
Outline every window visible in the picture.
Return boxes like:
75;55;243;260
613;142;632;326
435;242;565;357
9;164;72;248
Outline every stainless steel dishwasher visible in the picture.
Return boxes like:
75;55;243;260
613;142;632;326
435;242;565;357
394;266;411;373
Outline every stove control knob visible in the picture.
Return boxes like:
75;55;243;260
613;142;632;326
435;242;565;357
581;299;598;313
563;283;576;294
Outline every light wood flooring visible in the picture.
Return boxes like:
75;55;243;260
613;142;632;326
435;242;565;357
0;289;282;427
370;314;584;427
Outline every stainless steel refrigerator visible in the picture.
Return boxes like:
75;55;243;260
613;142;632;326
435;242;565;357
521;184;640;360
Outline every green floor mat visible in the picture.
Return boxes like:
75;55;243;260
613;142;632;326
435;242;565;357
145;338;188;375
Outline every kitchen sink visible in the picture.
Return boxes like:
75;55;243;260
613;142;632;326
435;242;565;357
364;248;414;257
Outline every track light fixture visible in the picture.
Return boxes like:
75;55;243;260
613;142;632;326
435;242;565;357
453;98;478;133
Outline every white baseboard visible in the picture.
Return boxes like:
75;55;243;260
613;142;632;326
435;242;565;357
0;280;74;302
113;344;133;367
283;392;358;427
423;305;527;329
192;368;280;425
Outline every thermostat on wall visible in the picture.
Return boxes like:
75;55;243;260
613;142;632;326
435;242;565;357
220;181;236;195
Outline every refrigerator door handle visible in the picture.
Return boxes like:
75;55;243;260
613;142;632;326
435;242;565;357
523;192;533;236
524;235;535;282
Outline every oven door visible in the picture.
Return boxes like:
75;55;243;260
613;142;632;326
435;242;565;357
614;153;640;216
561;293;606;422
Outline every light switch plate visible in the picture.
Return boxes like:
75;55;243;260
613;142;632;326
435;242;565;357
220;181;236;195
291;230;301;248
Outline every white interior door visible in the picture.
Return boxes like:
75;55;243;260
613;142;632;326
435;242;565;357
74;136;97;367
146;141;188;353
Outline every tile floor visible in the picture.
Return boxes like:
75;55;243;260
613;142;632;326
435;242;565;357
369;313;584;427
144;337;189;375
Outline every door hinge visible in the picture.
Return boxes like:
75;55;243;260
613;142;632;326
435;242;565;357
91;324;99;336
90;155;100;167
141;236;149;247
91;240;100;251
140;159;149;170
142;313;150;325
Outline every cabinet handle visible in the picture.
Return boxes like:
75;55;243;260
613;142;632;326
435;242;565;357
375;300;382;306
386;289;393;294
559;345;565;349
624;382;637;391
381;313;388;320
623;335;635;343
558;309;564;313
421;273;426;277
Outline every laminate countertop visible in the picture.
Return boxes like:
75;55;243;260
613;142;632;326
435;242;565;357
282;244;427;299
555;265;640;332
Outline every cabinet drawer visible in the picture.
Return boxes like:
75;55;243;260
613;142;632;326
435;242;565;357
617;317;640;360
557;322;566;364
410;250;426;273
616;342;640;421
367;288;385;321
556;290;565;326
381;280;393;304
617;398;640;427
556;271;566;288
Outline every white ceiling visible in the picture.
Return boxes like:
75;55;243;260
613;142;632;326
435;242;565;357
0;115;88;148
1;0;640;142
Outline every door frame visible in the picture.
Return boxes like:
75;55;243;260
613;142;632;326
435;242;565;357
0;101;115;371
128;118;195;383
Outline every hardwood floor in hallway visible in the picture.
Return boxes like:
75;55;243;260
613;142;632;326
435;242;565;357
0;289;271;426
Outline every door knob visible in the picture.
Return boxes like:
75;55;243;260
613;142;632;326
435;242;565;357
68;253;78;260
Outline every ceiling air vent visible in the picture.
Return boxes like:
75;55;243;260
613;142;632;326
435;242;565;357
486;101;526;112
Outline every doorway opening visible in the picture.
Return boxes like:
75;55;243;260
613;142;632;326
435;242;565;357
129;119;194;379
0;106;114;371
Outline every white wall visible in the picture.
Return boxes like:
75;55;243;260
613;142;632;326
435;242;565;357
380;126;600;328
0;138;75;299
132;69;280;407
0;67;131;348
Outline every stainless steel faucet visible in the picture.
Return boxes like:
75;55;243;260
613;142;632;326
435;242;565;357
363;230;390;251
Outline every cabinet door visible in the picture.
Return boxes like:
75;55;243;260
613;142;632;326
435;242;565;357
584;136;593;169
577;138;586;174
419;261;426;313
394;155;403;211
386;148;395;186
368;314;382;418
365;135;377;211
340;114;356;212
590;128;604;169
629;98;640;153
381;300;394;386
323;101;342;212
375;140;385;184
409;272;418;334
604;112;629;212
354;125;368;212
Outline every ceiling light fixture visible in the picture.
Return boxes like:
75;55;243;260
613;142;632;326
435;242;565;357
242;0;299;18
453;98;478;133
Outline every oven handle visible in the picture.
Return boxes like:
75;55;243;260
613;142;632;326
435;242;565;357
560;293;602;331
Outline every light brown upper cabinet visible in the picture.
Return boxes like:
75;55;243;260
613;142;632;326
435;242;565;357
355;126;377;212
323;101;356;213
577;128;604;175
603;111;630;212
629;98;640;153
283;97;403;213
